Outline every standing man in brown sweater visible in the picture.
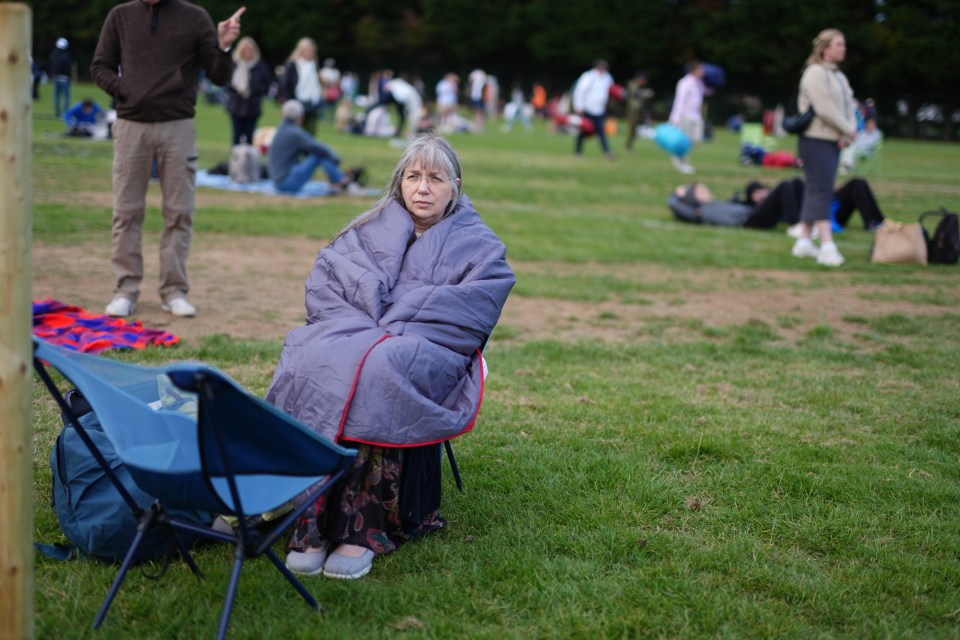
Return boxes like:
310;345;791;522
91;1;246;318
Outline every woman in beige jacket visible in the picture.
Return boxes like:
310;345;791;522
793;28;858;267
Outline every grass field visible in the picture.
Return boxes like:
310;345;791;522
29;83;960;639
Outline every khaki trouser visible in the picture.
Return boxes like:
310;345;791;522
111;118;198;303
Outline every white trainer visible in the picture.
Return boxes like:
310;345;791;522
345;182;366;195
671;156;695;174
791;238;819;259
162;297;196;317
817;242;845;267
105;297;135;317
786;223;819;240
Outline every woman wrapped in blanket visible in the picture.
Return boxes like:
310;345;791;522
267;132;516;579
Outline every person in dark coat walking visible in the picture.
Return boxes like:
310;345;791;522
224;36;272;146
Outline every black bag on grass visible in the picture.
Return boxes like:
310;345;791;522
920;208;960;265
50;389;213;563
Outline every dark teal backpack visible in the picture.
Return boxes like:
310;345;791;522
49;389;213;564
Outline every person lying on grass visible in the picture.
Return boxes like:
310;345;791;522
267;132;516;580
669;177;885;231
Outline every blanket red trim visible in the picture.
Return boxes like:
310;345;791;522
32;298;179;353
336;343;485;449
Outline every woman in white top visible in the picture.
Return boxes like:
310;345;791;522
282;38;323;135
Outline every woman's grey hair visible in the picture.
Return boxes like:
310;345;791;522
332;132;463;241
281;100;304;121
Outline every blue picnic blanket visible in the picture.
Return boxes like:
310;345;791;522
196;171;379;198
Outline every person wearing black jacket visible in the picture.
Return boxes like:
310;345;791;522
224;36;272;146
282;38;322;135
734;177;885;231
671;177;885;231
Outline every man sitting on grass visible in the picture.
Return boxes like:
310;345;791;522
268;100;364;195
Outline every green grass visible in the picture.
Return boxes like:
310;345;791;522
28;85;960;639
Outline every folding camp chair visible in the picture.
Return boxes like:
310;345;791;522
33;338;357;640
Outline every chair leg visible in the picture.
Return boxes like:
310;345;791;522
444;440;464;492
217;551;244;640
265;548;320;611
175;535;204;579
93;527;148;629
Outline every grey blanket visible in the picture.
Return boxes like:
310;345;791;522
266;196;515;446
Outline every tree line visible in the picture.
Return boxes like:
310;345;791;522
28;0;960;139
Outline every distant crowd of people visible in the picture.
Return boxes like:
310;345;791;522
37;0;896;598
43;5;884;327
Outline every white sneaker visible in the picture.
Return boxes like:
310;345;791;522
105;296;135;317
786;223;819;240
345;182;366;195
671;156;695;174
162;297;196;317
816;242;845;267
791;238;819;259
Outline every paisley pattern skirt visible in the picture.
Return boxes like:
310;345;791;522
288;443;445;555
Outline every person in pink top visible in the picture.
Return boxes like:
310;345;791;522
667;60;706;174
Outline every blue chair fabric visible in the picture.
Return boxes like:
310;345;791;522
33;338;357;639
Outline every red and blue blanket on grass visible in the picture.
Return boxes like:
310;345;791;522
32;298;179;353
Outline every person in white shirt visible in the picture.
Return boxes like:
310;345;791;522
668;60;706;174
282;38;323;135
435;73;459;133
571;58;615;159
365;76;423;140
468;68;487;130
839;116;882;175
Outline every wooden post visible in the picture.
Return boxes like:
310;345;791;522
0;4;35;640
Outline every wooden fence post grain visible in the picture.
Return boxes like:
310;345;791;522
0;4;35;639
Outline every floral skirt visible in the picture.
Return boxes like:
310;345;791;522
289;443;445;555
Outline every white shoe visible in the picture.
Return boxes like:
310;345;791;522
322;548;374;580
816;242;845;267
786;223;819;240
791;238;819;259
285;544;330;576
345;182;366;195
671;156;695;174
162;297;196;317
105;296;135;317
